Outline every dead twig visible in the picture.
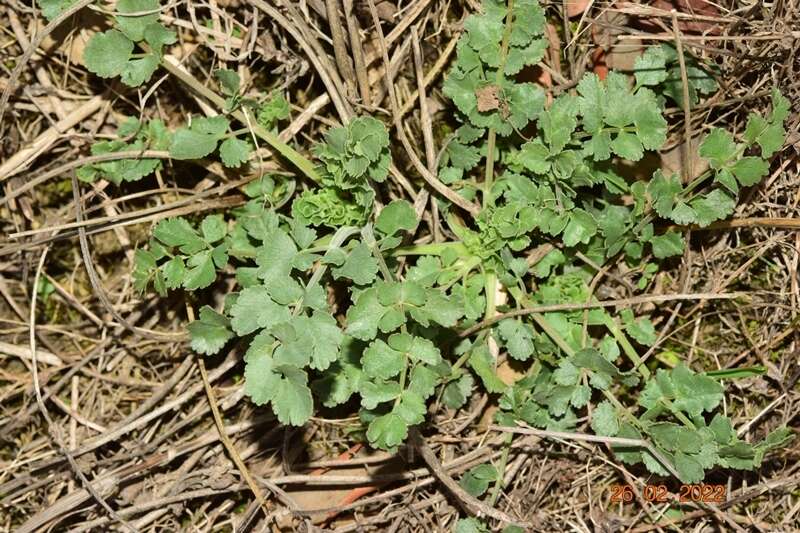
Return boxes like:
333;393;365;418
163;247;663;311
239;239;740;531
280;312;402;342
409;428;529;528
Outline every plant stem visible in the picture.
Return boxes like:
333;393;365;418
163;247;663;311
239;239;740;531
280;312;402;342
661;399;698;429
508;287;581;357
484;272;498;321
489;433;512;506
602;315;651;379
482;0;515;210
392;241;469;257
362;224;394;282
294;226;358;315
361;224;412;407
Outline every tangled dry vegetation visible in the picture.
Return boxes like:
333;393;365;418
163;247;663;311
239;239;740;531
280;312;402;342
1;0;800;531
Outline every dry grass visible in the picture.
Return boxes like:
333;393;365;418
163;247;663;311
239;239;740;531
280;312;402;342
1;0;799;531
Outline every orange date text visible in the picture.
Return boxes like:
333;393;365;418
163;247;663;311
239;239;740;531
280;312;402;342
610;484;726;503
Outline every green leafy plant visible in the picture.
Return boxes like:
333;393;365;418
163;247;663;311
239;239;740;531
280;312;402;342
634;44;719;110
257;92;291;130
111;0;791;502
39;0;79;20
77;117;170;184
292;116;390;227
83;0;176;87
77;113;246;185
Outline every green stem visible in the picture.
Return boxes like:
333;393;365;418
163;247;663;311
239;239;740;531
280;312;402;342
483;138;498;210
441;257;482;291
362;224;394;282
601;390;627;412
508;287;576;357
484;272;498;321
392;241;470;257
361;224;412;408
660;399;698;429
482;0;515;210
602;315;651;380
482;270;500;373
489;433;513;506
293;226;358;315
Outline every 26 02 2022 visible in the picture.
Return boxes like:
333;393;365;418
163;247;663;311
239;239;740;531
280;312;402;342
610;484;727;503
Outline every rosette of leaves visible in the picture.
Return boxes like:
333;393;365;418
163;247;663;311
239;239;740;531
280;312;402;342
292;188;367;227
123;0;793;485
83;0;176;87
293;116;391;227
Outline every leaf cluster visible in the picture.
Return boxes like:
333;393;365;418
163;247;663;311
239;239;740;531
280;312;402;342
83;0;176;87
77;117;170;184
634;44;719;110
79;112;259;186
122;0;792;497
292;117;391;227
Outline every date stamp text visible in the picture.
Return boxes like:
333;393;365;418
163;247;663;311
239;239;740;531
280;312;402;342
610;484;726;503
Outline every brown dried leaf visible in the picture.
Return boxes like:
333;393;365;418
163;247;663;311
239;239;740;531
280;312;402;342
565;0;592;18
475;84;501;113
646;0;721;34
